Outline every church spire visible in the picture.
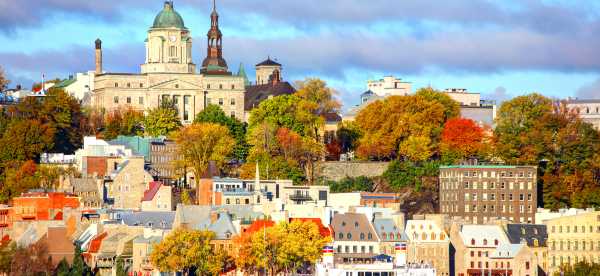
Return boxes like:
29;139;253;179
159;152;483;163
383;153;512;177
202;0;228;74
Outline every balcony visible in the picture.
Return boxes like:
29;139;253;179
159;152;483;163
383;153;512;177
289;194;313;201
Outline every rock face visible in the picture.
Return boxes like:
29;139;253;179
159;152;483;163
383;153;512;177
315;161;390;181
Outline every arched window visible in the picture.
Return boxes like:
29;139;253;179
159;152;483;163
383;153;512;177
431;233;436;240
368;233;372;239
471;239;476;245
389;232;394;240
338;233;343;239
382;233;387;240
422;233;427;240
235;199;240;204
494;239;499;245
440;233;446;240
360;233;365;240
226;199;230;204
347;233;352;239
533;238;539;247
483;239;488;245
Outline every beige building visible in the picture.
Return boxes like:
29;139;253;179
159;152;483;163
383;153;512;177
566;99;600;130
108;157;154;210
405;219;450;276
141;182;173;211
367;76;411;97
443;88;496;127
544;211;600;275
91;2;246;123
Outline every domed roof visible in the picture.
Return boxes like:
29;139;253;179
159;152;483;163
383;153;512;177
152;1;186;29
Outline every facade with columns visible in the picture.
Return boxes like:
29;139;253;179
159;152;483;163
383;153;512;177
91;1;246;123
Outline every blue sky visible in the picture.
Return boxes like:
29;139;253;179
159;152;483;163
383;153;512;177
1;0;600;109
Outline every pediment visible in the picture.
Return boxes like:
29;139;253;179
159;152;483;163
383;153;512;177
148;78;202;90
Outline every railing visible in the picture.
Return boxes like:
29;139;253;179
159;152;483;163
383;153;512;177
289;194;313;201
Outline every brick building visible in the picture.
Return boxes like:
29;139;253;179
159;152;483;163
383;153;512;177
11;192;80;221
439;165;537;224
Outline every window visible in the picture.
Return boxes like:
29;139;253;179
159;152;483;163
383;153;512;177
140;83;144;88
360;233;365;240
464;181;469;189
219;84;223;89
355;222;359;228
338;233;343;239
207;84;211;89
347;233;352;239
483;239;488;245
115;82;119;87
231;84;235;90
169;45;176;57
139;97;144;104
231;98;235;105
219;98;224;105
114;96;119;103
494;239;499;245
352;246;357;253
471;239;475;245
126;97;131;104
230;111;235;119
368;233;372;239
235;199;240;204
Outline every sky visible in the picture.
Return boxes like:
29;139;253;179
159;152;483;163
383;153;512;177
1;0;600;109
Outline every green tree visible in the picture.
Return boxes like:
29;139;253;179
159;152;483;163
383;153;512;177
327;176;374;192
149;228;216;275
144;100;182;137
173;123;235;182
0;161;40;203
336;122;362;154
294;78;341;115
383;160;440;191
71;244;90;276
116;257;127;276
56;257;70;276
555;261;600;276
195;104;249;161
249;94;313;136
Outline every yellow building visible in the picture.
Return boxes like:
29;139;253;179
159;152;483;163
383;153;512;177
544;211;600;275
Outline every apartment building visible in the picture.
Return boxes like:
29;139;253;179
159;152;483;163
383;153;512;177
439;165;537;224
544;211;600;275
406;219;451;276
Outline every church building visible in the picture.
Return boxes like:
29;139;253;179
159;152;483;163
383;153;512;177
91;1;247;123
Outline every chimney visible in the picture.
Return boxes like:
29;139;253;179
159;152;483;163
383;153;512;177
95;39;102;74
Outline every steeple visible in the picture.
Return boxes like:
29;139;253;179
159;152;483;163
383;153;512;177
201;0;228;74
237;63;250;86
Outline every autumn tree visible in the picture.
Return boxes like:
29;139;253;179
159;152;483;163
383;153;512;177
234;220;330;275
295;78;341;115
11;241;53;275
195;104;249;161
102;107;144;140
415;87;460;121
144;100;182;137
440;118;486;163
556;261;600;276
0;119;54;162
0;67;9;92
0;161;40;203
150;228;223;275
0;241;15;274
173;123;235;181
355;94;451;160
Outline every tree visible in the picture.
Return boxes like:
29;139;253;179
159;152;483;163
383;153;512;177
116;257;128;276
144;100;182;137
56;257;70;276
42;88;86;153
336;122;362;154
195;104;249;161
383;160;440;191
0;241;15;274
71;244;90;276
0;161;40;203
415;87;460;121
355;95;447;160
294;78;341;115
234;220;330;275
11;241;52;275
399;136;432;162
0;119;54;162
181;189;193;205
440;118;486;163
0;67;9;91
149;228;216;275
327;176;374;193
173;123;235;182
249;94;314;136
102;107;144;140
555;261;600;276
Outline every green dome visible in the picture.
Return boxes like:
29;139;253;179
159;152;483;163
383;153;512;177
152;1;186;29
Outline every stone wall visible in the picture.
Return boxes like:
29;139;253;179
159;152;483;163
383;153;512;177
315;161;390;181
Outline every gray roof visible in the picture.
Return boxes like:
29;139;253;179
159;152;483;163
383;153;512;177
506;224;547;247
133;235;162;244
373;218;403;241
120;211;175;230
198;212;238;239
490;243;524;258
331;213;378;242
175;204;212;228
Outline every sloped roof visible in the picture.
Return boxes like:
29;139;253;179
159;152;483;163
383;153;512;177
506;224;547;247
405;219;448;242
142;182;162;202
69;178;99;193
330;213;378;242
490;243;524;259
87;232;108;254
198;213;238;239
120;211;175;230
256;58;281;67
54;78;77;89
460;225;509;248
244;219;275;235
244;81;296;110
373;218;402;242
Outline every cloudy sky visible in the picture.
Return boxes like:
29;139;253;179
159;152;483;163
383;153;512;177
1;0;600;108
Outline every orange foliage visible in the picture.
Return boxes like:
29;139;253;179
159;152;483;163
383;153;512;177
441;118;484;159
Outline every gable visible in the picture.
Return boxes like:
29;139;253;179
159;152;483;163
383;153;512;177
148;78;202;90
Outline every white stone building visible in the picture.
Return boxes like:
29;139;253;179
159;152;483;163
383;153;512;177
566;98;600;130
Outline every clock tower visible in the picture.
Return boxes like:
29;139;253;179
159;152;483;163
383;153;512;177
141;1;196;74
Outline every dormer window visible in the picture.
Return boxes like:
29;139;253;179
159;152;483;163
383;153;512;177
471;239;476;245
354;222;359;228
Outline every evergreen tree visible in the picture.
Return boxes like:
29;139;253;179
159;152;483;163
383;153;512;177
56;257;70;276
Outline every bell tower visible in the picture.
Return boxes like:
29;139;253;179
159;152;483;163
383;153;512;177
201;0;229;74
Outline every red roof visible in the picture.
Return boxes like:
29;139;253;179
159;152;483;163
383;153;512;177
290;218;331;238
87;232;108;254
142;182;162;202
54;211;63;220
243;220;275;234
